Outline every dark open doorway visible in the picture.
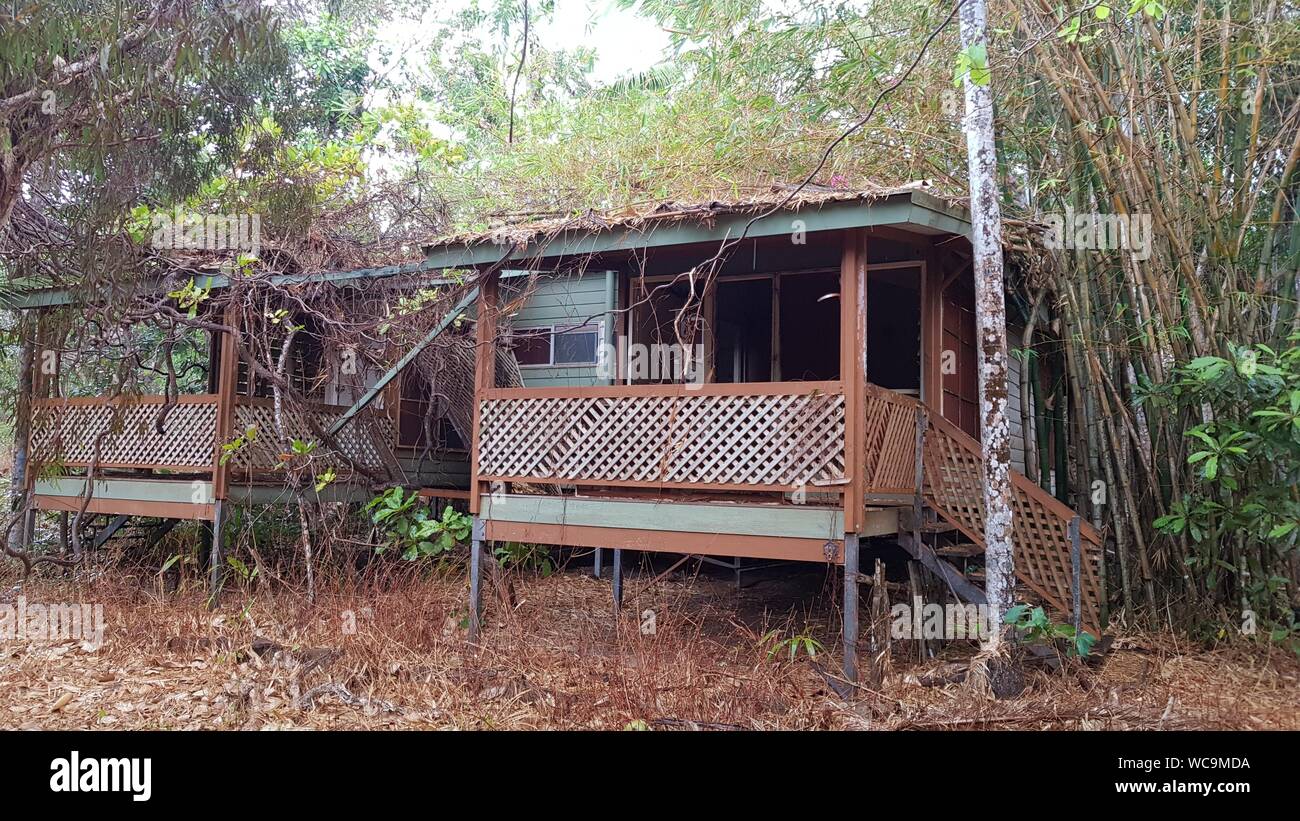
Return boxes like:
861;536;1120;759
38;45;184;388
715;278;772;383
866;265;922;394
778;270;840;381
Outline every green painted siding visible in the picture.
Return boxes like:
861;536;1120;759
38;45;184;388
34;477;212;504
506;270;616;388
480;493;846;539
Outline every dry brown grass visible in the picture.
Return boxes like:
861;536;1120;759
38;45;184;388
1;557;1297;730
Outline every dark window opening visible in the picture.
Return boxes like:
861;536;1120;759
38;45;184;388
398;369;465;450
510;328;552;366
866;270;921;393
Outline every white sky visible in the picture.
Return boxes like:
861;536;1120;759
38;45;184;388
542;1;672;83
357;1;671;173
373;0;672;88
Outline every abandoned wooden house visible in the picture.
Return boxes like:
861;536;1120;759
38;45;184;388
13;185;1102;680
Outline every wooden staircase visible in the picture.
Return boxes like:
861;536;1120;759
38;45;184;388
863;384;1104;632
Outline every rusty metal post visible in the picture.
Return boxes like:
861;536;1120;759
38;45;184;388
843;533;860;683
469;517;484;642
207;500;225;608
612;548;623;611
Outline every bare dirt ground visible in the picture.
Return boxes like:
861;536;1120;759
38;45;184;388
1;560;1297;730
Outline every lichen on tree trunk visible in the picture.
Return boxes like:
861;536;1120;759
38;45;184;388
959;0;1015;646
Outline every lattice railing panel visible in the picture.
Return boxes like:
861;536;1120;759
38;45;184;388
920;412;1104;630
478;385;846;489
229;400;395;473
30;396;219;470
862;385;921;494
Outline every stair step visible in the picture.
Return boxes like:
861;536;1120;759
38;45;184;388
935;542;982;557
921;521;956;533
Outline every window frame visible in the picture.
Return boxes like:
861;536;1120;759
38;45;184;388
510;321;604;368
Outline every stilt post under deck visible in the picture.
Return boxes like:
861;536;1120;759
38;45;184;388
593;547;603;578
468;517;484;642
208;500;225;607
612;548;623;611
22;508;36;551
843;533;860;683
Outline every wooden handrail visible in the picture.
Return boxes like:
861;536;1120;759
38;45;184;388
232;395;366;415
482;380;843;401
34;394;219;408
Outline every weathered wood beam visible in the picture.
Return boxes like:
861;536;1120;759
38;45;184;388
840;229;869;534
897;529;988;606
91;514;131;550
468;272;500;516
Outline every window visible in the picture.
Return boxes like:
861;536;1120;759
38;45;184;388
511;328;552;366
509;323;602;367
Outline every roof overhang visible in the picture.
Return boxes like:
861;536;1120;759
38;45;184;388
12;191;969;309
418;190;969;269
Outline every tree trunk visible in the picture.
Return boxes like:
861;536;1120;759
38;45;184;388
9;314;35;550
959;0;1015;647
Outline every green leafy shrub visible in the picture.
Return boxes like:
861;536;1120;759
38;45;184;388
1004;603;1095;658
1145;339;1299;651
365;487;472;561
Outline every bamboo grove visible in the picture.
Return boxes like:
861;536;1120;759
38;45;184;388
996;1;1300;639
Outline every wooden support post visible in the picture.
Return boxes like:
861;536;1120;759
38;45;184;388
208;500;225;606
843;533;860;683
593;546;603;578
469;271;500;517
908;560;928;661
837;227;868;686
23;508;36;551
612;548;623;611
839;229;869;536
921;243;943;407
212;305;239;505
469;517;484;642
912;406;927;544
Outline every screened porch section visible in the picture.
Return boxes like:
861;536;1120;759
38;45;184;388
29;394;396;476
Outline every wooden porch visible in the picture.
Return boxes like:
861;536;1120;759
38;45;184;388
462;226;1104;652
468;379;1102;626
26;392;466;521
